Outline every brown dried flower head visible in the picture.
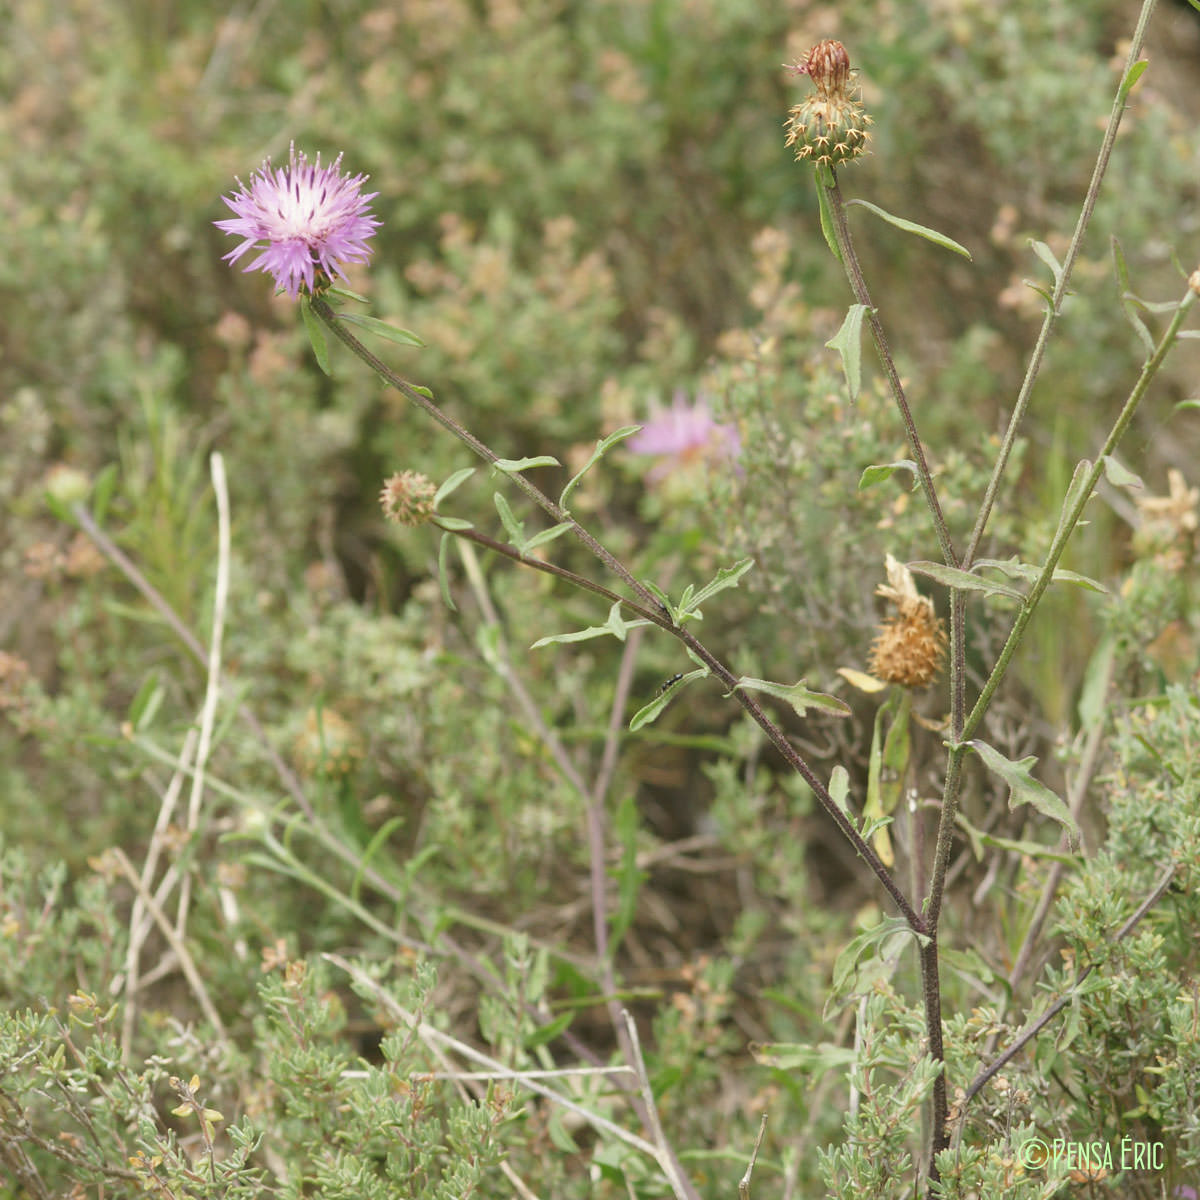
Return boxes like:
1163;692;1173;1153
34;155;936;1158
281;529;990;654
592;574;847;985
293;708;364;780
785;39;872;168
380;470;437;527
868;554;947;688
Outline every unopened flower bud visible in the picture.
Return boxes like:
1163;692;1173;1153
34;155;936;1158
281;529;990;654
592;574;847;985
784;40;872;168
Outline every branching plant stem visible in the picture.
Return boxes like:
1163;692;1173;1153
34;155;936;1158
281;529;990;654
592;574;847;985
313;299;923;931
819;2;1169;1182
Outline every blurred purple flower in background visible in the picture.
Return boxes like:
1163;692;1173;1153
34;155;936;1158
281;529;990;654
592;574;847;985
216;144;380;298
627;390;741;481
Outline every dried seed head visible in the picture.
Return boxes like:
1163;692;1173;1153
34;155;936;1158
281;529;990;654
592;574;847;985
294;708;364;780
380;470;437;526
784;40;872;168
868;555;946;688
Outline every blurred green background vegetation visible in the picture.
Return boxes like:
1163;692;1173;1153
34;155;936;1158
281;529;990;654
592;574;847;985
2;0;1200;1195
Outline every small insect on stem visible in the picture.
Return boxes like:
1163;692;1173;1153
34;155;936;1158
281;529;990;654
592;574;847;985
658;673;684;695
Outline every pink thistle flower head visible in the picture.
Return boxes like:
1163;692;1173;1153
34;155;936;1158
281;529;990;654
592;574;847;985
215;143;380;298
627;391;741;482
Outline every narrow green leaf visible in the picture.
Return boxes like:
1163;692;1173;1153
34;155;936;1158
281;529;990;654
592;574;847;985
350;817;408;904
559;425;641;510
730;677;851;719
433;467;475;507
436;533;458;612
832;916;927;997
493;492;526;549
128;671;164;731
1053;459;1094;546
1030;240;1064;288
299;296;331;375
410;384;434;399
968;739;1081;848
974;830;1078;865
1077;634;1116;730
328;286;369;304
814;169;844;264
1119;59;1148;103
907;561;1023;600
335;313;424;347
825;304;871;401
679;558;754;617
846;198;972;260
828;765;851;816
880;689;911;809
629;669;705;731
493;455;561;474
1023;281;1055;309
432;515;474;531
523;1009;575;1050
1103;454;1144;491
1111;236;1132;293
973;557;1107;595
604;601;629;642
641;579;676;622
859;460;919;491
523;521;573;551
531;617;654;650
93;463;119;525
752;1041;858;1072
864;696;888;825
1122;293;1181;316
1113;244;1160;357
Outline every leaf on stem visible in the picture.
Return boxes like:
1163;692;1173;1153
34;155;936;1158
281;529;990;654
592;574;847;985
967;739;1081;848
1118;59;1148;103
531;601;653;649
299;295;331;375
628;668;707;731
434;467;476;507
1053;459;1095;546
493;456;562;474
1100;455;1143;491
814;168;844;265
436;533;458;612
831;916;928;1000
730;677;850;719
845;199;972;260
906;561;1024;601
493;491;526;549
1030;240;1065;290
93;464;119;525
676;558;755;619
972;557;1107;595
826;304;871;401
559;425;642;511
859;460;919;491
335;313;425;347
523;522;573;552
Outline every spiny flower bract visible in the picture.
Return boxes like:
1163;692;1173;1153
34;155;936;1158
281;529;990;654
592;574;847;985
216;144;380;298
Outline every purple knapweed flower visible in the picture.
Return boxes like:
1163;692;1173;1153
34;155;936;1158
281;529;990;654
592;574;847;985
215;143;380;298
628;391;741;481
